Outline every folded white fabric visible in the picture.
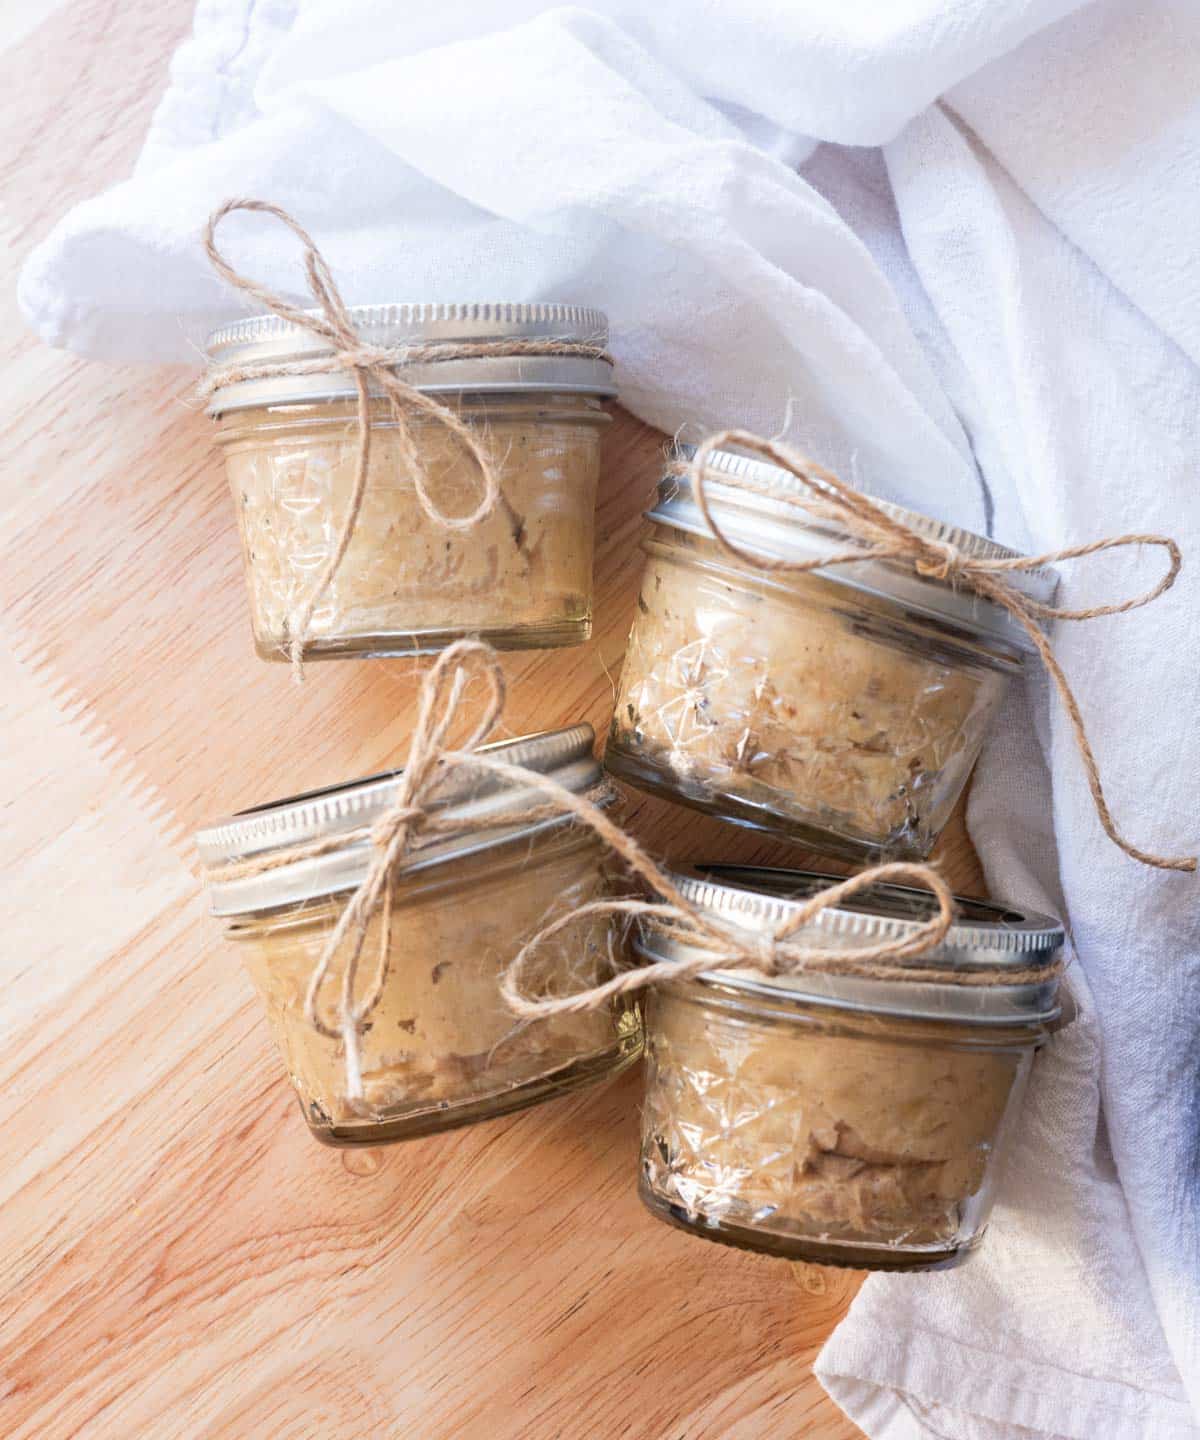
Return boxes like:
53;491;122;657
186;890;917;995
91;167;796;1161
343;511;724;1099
18;2;1200;1435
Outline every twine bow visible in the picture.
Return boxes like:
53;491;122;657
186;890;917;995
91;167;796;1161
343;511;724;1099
200;199;611;679
683;429;1195;875
500;860;976;1022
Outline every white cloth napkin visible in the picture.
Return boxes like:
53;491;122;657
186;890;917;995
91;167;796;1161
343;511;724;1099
17;2;1200;1435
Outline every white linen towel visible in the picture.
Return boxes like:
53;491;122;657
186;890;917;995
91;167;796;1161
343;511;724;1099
17;3;1200;1435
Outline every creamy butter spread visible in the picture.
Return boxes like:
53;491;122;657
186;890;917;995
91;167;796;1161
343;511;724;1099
217;394;605;659
230;831;640;1137
642;987;1023;1252
609;542;1009;857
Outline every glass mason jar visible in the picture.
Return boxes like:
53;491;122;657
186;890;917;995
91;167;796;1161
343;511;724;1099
636;866;1064;1271
195;726;642;1145
205;304;615;661
607;447;1056;861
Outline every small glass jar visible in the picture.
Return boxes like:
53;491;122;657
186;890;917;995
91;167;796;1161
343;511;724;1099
196;726;642;1145
636;866;1064;1270
205;304;615;661
607;448;1056;861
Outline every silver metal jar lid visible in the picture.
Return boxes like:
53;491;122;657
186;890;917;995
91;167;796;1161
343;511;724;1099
633;865;1065;1028
195;725;603;917
650;446;1057;654
204;301;616;414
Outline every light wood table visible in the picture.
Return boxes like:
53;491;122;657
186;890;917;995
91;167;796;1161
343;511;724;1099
0;5;984;1435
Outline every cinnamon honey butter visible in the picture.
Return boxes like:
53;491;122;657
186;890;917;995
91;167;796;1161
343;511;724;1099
607;447;1056;861
205;304;615;661
196;726;642;1145
635;867;1064;1270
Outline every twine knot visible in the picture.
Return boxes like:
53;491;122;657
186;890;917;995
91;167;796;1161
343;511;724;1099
913;538;963;582
369;804;426;850
750;926;784;975
687;429;1195;875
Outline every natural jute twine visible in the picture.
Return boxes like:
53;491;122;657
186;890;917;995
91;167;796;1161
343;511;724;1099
675;429;1196;875
200;199;612;680
206;640;1061;1103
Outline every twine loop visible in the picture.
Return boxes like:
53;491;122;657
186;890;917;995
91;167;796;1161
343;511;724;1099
685;429;1195;875
201;198;611;679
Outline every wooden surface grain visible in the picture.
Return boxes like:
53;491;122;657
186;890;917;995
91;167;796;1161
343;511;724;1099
0;6;984;1437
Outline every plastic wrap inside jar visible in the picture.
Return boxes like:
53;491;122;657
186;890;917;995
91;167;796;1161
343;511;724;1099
195;726;642;1145
606;448;1055;861
633;866;1064;1270
205;304;615;662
